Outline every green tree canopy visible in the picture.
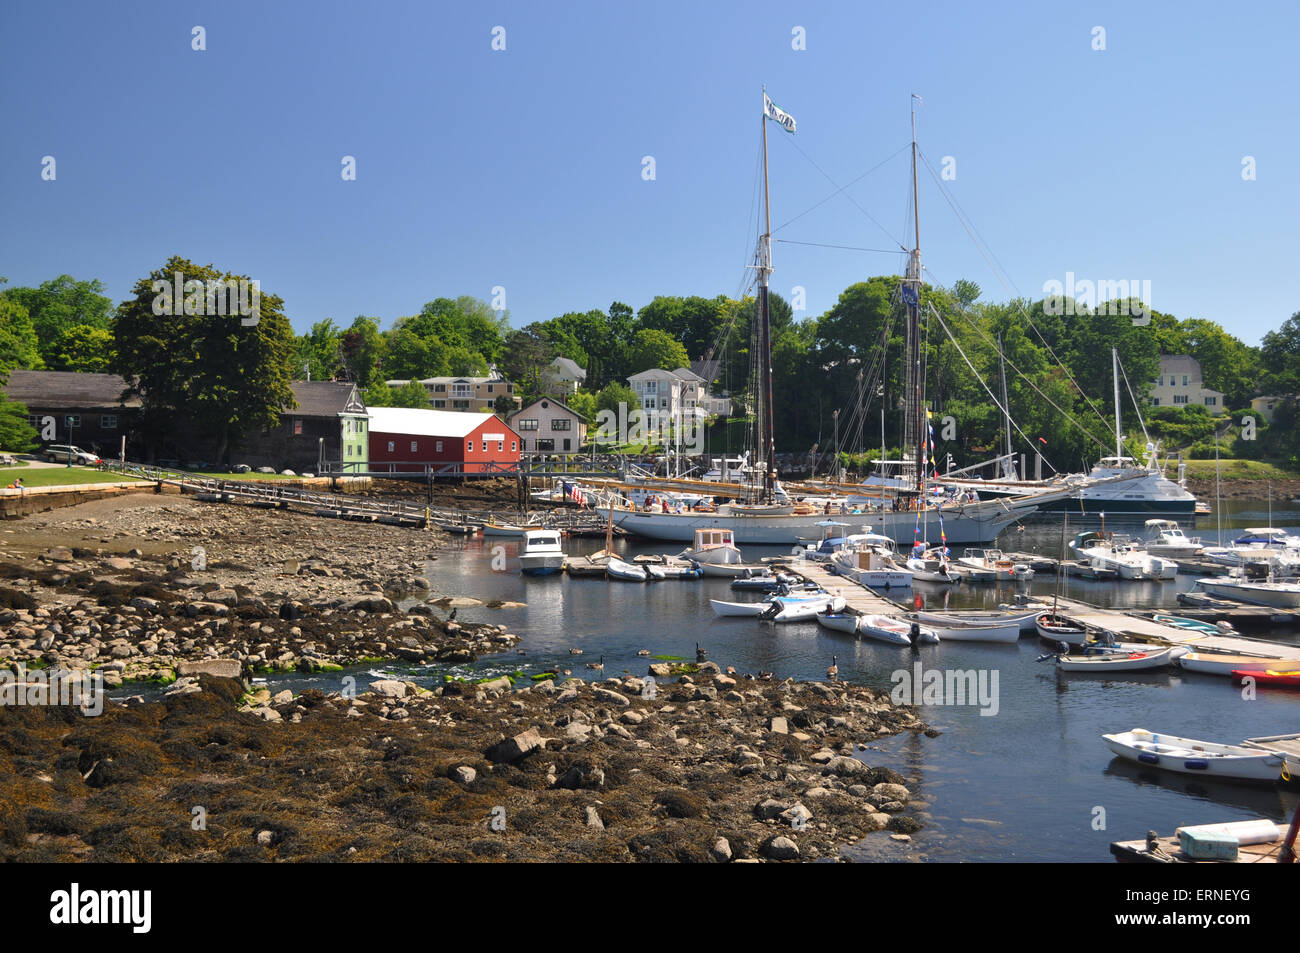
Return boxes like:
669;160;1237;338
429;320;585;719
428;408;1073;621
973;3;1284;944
112;255;296;464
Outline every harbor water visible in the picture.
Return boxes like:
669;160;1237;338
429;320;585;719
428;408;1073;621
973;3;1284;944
161;500;1300;861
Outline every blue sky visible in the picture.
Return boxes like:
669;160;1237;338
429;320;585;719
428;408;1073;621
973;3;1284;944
2;0;1296;345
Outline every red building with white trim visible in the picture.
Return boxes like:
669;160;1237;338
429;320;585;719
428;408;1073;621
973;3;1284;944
367;407;520;475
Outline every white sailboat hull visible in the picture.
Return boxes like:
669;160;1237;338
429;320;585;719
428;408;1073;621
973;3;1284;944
597;504;1031;547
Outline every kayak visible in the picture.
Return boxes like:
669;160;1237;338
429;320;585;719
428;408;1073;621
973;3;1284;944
1232;669;1300;689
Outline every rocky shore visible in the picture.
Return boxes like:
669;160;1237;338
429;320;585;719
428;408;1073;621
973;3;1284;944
0;495;931;862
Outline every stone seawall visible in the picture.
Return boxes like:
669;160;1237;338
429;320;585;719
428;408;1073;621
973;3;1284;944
0;483;175;519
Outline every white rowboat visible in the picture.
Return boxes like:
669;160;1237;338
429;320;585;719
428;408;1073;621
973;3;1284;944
1102;728;1286;782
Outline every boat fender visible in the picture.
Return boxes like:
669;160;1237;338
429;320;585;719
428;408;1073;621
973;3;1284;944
1183;759;1210;771
1137;752;1161;765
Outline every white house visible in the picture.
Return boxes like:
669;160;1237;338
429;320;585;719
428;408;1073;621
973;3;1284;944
541;357;586;395
627;366;731;426
1149;355;1225;412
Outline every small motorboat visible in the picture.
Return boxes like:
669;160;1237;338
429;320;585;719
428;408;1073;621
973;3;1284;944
763;593;847;623
1056;646;1176;672
858;614;939;646
730;573;797;591
482;521;542;537
905;612;1019;643
1035;612;1088;646
1178;652;1300;677
815;611;860;636
1102;728;1287;782
1232;668;1300;690
606;556;655;581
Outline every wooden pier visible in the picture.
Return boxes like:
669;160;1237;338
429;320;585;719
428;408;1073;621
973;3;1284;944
785;559;1300;659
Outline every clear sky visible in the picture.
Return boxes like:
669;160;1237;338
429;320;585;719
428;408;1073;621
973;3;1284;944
2;0;1296;345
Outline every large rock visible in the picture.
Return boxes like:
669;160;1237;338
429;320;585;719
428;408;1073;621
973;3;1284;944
761;836;800;860
176;659;241;679
872;782;911;804
823;755;868;778
592;687;629;707
711;838;732;863
486;727;545;764
367;679;407;699
554;764;605;790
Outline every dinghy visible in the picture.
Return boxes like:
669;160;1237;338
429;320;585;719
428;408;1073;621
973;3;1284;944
858;614;939;646
763;593;847;623
815;611;860;636
1177;652;1300;677
1102;729;1286;782
1035;612;1089;646
1056;646;1175;672
710;598;769;617
606;556;654;581
905;612;1019;643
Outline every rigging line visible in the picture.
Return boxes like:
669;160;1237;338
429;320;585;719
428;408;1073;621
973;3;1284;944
774;239;904;254
771;142;912;234
932;299;1113;454
929;305;1066;469
774;132;909;252
1117;356;1152;450
916;151;1112;430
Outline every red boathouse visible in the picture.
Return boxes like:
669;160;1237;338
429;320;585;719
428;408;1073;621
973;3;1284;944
367;408;520;475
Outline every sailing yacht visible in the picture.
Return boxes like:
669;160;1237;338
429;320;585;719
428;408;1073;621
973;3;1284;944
597;91;1038;546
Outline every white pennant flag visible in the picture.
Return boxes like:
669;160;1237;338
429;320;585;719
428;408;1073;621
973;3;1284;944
763;92;796;133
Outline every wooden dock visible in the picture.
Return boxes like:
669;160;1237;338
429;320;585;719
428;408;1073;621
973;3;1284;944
1111;831;1289;863
785;559;1300;659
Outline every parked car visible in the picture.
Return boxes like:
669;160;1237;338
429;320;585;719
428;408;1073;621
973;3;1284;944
43;444;101;465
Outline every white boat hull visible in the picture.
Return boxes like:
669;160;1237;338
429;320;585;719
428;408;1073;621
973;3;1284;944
1177;652;1300;677
1196;578;1300;608
858;614;938;646
1057;647;1175;671
1103;729;1285;781
816;612;859;635
710;598;767;617
907;614;1019;643
519;554;565;576
597;504;1031;546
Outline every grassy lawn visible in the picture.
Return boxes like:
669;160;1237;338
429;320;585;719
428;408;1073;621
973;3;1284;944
1181;459;1300;481
0;466;151;487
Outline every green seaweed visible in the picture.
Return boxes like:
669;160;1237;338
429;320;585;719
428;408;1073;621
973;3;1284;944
651;655;685;661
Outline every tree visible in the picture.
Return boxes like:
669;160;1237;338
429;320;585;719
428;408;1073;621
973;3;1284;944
1261;312;1300;396
0;280;42;374
294;319;342;381
46;324;114;372
596;381;638;416
0;398;38;452
360;379;431;408
628;328;689;373
339;315;384;386
566;390;598;424
501;327;554;401
112;256;296;465
3;275;113;366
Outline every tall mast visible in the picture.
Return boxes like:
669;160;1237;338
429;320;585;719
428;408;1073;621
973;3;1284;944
757;86;776;502
1112;347;1121;459
999;333;1013;477
903;95;925;492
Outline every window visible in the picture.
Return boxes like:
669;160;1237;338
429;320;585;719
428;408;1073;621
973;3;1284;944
345;445;351;457
552;419;571;431
511;440;516;452
563;438;571;451
433;384;446;393
410;440;418;452
497;440;503;452
1205;396;1217;406
433;400;445;408
507;384;513;393
435;440;443;452
1182;375;1189;386
537;438;554;451
99;415;117;429
1151;398;1160;406
27;415;41;428
467;440;474;453
65;415;81;428
387;441;395;452
1173;395;1189;405
453;400;470;410
487;384;494;393
519;419;539;431
293;419;303;435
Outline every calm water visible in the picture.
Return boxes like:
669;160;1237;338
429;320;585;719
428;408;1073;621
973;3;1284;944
139;499;1300;861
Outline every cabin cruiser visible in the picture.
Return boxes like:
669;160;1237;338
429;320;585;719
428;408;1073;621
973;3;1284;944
1202;527;1300;567
519;529;565;576
832;534;913;588
1140;519;1203;558
678;527;742;566
1070;531;1177;580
